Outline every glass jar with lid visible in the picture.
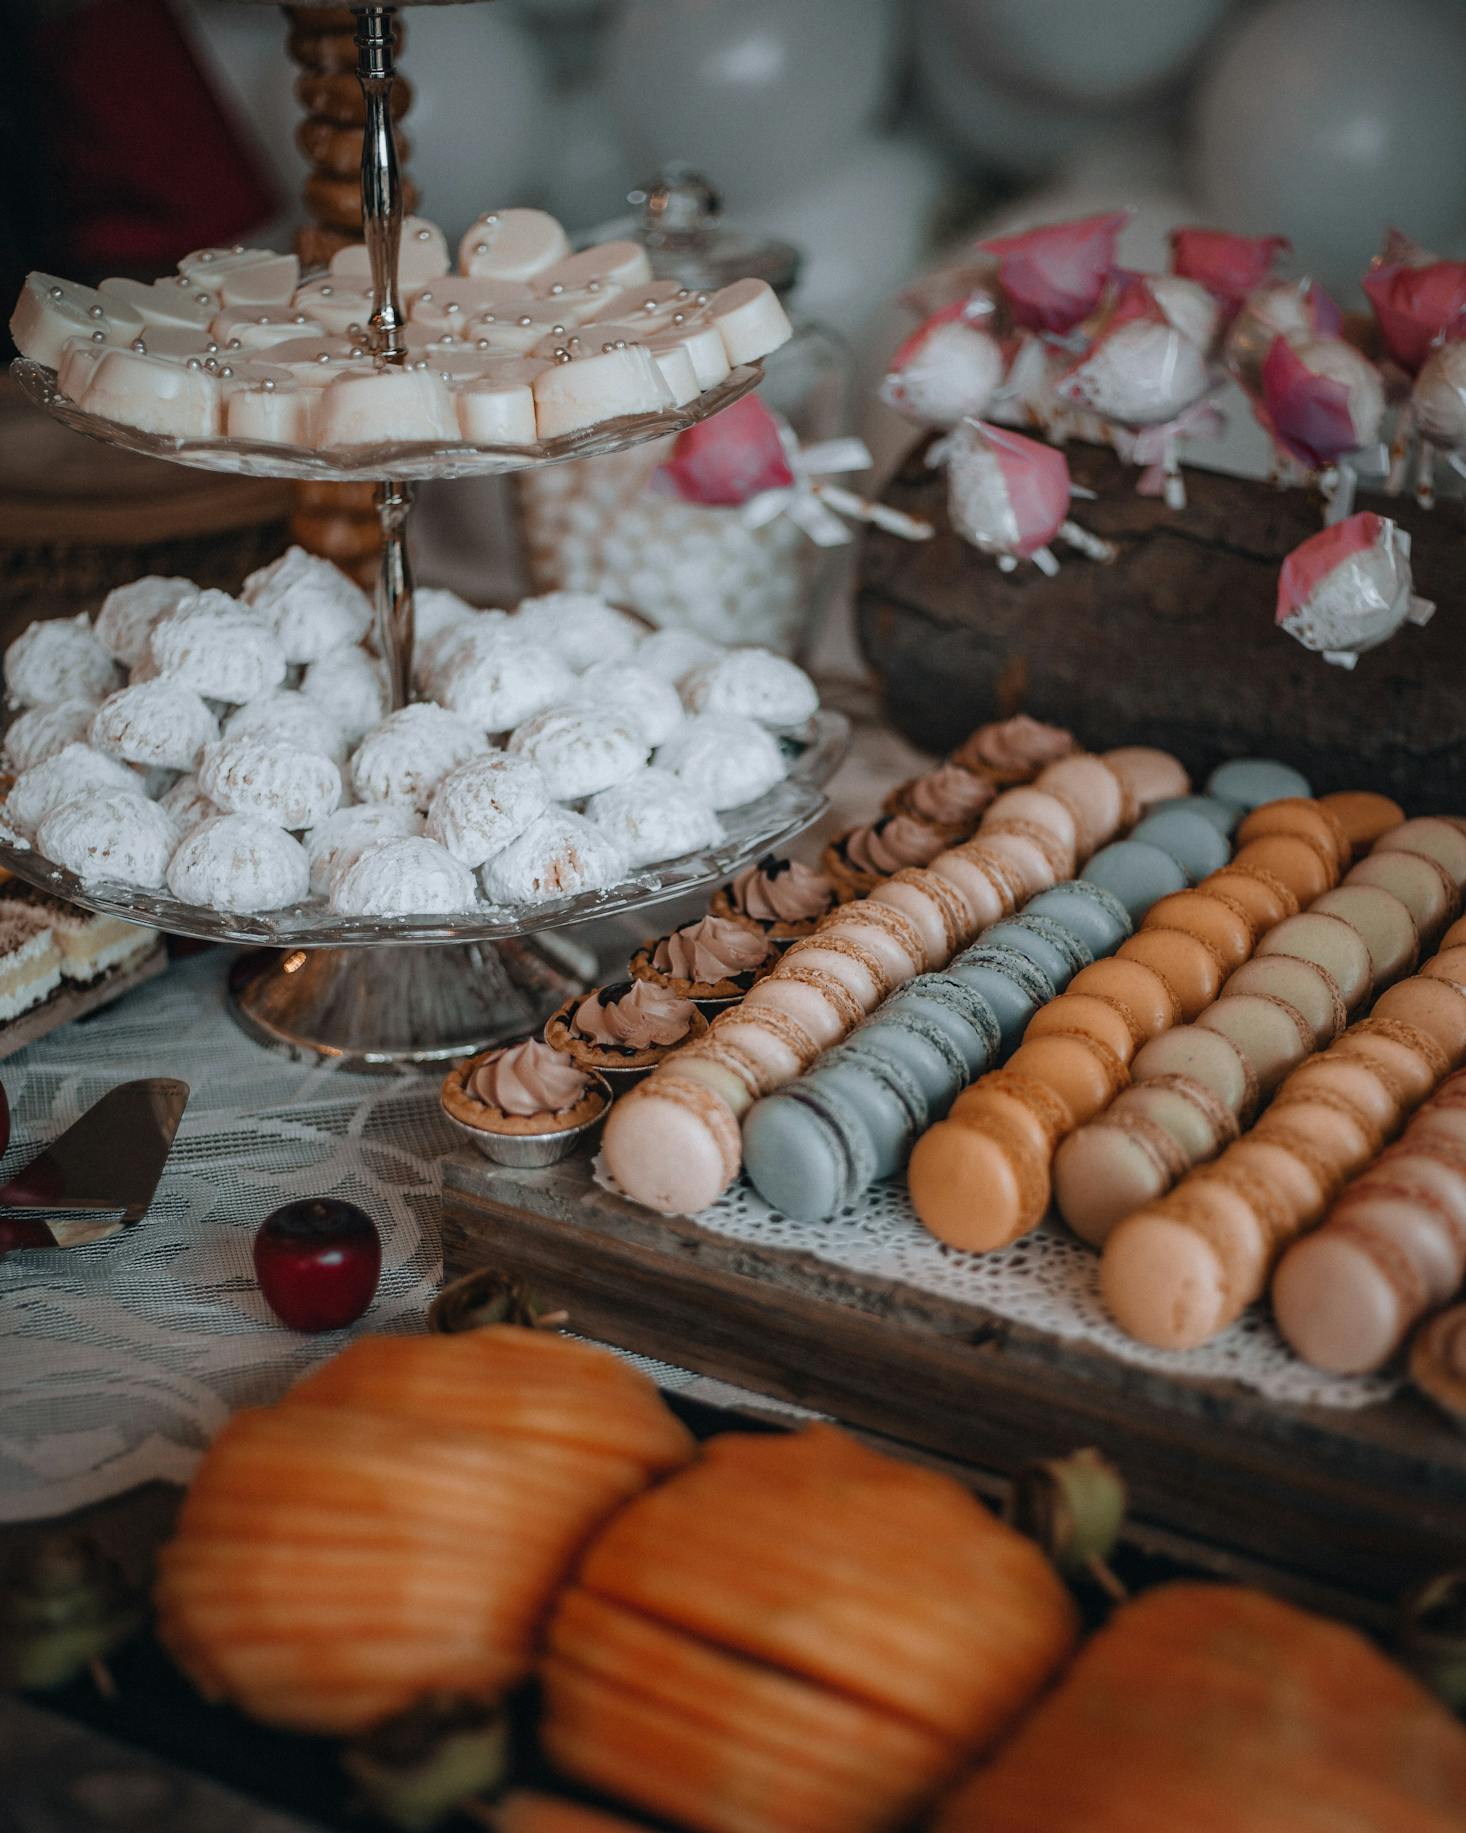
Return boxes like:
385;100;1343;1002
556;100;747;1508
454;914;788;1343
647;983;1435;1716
515;168;855;658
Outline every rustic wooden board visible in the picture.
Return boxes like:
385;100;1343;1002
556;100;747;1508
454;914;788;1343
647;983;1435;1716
856;439;1466;813
0;942;168;1061
443;1147;1466;1607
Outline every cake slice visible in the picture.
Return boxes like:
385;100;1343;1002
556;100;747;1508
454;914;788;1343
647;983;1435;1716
0;902;62;1020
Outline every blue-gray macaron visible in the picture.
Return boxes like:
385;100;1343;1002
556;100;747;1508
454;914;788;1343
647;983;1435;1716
1083;839;1189;922
742;1078;878;1222
883;974;1002;1078
1149;793;1242;837
1130;806;1232;883
851;1005;970;1112
1025;880;1133;959
804;1043;929;1183
1205;757;1312;810
946;944;1057;1049
980;912;1093;992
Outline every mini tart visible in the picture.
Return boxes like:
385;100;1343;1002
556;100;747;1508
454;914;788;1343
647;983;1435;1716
441;1050;608;1137
708;888;824;945
629;930;771;1003
543;990;708;1073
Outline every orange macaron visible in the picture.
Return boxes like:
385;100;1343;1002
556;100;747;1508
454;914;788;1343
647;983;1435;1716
1333;1017;1448;1105
1023;992;1142;1064
1142;890;1256;970
1236;797;1350;873
1005;1029;1131;1129
1232;833;1337;903
1318;789;1405;858
948;1069;1072;1161
1201;865;1299;934
1279;1050;1405;1143
1372;976;1466;1067
1066;957;1182;1042
1118;928;1226;1022
906;1113;1049;1252
1255;1089;1383;1182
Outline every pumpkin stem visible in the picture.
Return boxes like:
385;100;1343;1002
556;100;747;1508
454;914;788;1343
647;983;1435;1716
342;1694;509;1831
1008;1449;1128;1601
428;1268;566;1336
0;1533;143;1692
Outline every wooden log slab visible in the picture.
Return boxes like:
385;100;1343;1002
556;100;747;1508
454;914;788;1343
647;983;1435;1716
441;1147;1466;1608
857;438;1466;813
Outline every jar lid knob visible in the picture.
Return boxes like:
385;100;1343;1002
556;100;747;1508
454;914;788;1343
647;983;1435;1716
629;166;722;249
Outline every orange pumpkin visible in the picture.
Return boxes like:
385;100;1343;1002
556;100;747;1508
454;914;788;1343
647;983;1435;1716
540;1424;1078;1833
936;1581;1466;1832
496;1796;652;1832
155;1330;694;1734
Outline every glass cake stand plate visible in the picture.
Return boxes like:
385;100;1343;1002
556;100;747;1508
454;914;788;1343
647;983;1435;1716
11;360;763;484
0;713;848;1071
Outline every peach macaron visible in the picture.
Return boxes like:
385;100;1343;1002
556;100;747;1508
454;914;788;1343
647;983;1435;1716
1318;789;1405;858
1004;1029;1131;1129
906;1113;1049;1252
1117;928;1225;1022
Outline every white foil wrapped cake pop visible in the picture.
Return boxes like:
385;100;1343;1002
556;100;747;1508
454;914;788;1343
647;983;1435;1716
1259;334;1387;519
1224;278;1340;396
1276;511;1434;669
880;300;1006;429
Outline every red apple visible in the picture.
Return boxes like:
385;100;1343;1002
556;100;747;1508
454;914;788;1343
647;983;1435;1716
253;1198;381;1333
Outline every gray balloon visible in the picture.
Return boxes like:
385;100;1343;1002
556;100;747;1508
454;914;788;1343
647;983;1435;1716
605;0;896;210
1191;0;1466;295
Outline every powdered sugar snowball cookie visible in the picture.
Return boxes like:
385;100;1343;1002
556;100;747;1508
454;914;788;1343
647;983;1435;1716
424;753;549;868
89;677;219;773
93;576;195;667
167;814;309;913
160;775;221;842
436;624;576;731
655;714;786;811
481;809;627;906
5;700;99;774
635;627;723;683
5;744;140;841
147;595;287;705
305;802;422;898
507;704;648;800
511;591;642;672
300;645;387;742
36;788;176;889
224;690;347;764
199;735;342;831
329;834;478;918
576;660;685;747
5;615;120;708
585;767;722;867
680;648;819;728
349;703;484;809
240;546;373;664
414;607;513;698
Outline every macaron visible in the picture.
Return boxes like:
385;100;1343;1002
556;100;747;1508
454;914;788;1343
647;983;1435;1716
1205;757;1312;809
982;786;1083;858
1333;1017;1448;1106
816;900;927;987
1374;816;1466;890
1067;956;1181;1042
667;1042;760;1117
1235;797;1349;873
1232;834;1335;903
1101;1180;1269;1349
1118;928;1225;1021
1195;993;1314;1094
1103;746;1190;811
1025;879;1133;958
804;1045;930;1183
1318;789;1405;858
778;935;891;1011
742;1080;877;1222
907;1113;1049;1253
1352;1155;1466;1293
1346;850;1459;944
1150;794;1241;837
946;943;1057;1050
1131;1023;1259;1119
1253;1092;1381;1182
1053;1108;1193;1248
1440;914;1466;952
854;1006;970;1111
868;868;970;967
601;1071;743;1215
949;1069;1072;1160
975;822;1067;898
884;974;1003;1078
704;1004;819;1093
1421;945;1466;994
1082;840;1188;923
1024;992;1141;1065
1036;753;1132;849
1255;911;1373;1010
1109;1073;1239;1164
1141;890;1255;971
1130;806;1232;883
1223;955;1345;1048
981;912;1093;992
929;844;1021;933
1372;976;1466;1066
1223;1133;1333;1231
1005;1029;1130;1128
1309;885;1418;989
1273;1215;1422;1375
1201;864;1299;934
1280;1054;1407;1142
742;965;864;1050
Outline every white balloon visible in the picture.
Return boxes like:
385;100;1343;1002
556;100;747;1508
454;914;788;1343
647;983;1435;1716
399;7;549;239
933;0;1230;107
605;0;896;210
1191;0;1466;297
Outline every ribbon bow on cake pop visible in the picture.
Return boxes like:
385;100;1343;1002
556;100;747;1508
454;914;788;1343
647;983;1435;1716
945;419;1115;575
654;395;931;545
1276;510;1433;669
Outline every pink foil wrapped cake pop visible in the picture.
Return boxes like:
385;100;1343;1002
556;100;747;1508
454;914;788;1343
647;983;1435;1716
1276;511;1433;669
975;211;1129;336
1169;228;1291;320
945;420;1113;575
1259;336;1386;516
1404;327;1466;507
1363;228;1466;376
1224;278;1341;396
654;394;794;506
880;299;1006;429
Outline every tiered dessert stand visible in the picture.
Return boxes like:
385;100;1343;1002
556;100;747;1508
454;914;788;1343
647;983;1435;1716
5;1;846;1069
